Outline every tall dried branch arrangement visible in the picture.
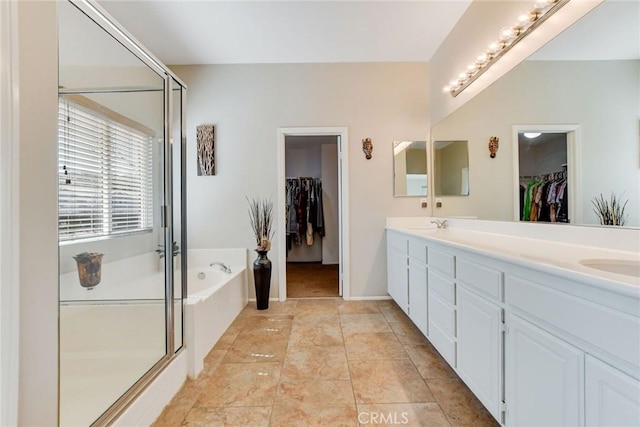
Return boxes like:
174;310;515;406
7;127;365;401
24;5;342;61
591;193;628;226
247;197;274;251
196;125;215;175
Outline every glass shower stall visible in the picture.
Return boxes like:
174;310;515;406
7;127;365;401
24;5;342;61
57;1;187;425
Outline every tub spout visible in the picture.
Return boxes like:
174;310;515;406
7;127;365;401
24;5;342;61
210;261;232;274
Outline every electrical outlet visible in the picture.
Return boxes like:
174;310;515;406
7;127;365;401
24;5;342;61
420;198;427;208
435;198;442;208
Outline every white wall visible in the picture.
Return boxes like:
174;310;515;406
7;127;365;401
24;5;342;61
171;63;430;298
429;0;602;125
321;143;339;264
431;60;640;227
17;1;59;425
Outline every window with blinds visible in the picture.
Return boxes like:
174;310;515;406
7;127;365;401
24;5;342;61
58;97;154;242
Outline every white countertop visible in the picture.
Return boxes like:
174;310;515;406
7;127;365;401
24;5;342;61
387;223;640;297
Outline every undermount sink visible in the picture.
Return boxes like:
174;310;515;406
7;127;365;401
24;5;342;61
579;259;640;278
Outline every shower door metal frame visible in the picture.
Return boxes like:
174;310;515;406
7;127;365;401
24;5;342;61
60;1;188;426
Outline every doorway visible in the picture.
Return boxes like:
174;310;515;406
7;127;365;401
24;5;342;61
277;127;350;300
512;125;581;224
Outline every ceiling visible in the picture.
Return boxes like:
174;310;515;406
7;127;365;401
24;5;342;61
97;0;472;65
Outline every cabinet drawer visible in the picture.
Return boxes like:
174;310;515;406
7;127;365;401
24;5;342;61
457;258;503;301
387;231;408;252
408;237;427;264
429;291;456;337
428;247;455;277
428;268;455;304
507;274;640;369
429;321;456;368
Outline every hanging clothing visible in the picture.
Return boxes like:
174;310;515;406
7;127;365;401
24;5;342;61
285;177;326;253
520;170;568;223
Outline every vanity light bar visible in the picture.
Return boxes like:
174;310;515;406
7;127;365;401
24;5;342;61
443;0;570;97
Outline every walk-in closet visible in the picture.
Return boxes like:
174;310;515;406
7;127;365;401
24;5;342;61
518;132;569;223
284;135;339;297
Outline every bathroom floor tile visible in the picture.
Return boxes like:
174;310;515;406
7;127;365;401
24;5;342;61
281;345;350;381
182;406;271;427
344;332;408;360
275;380;356;409
356;402;451;427
349;358;434;404
222;338;289;364
212;324;242;351
387;319;429;346
426;378;499;426
336;300;382;314
404;344;457;380
293;299;339;316
241;301;298;316
155;301;502;427
269;404;359;427
379;305;411;323
339;313;393;336
288;320;344;347
195;362;281;407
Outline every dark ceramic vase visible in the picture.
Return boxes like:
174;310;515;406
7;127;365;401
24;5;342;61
253;250;271;310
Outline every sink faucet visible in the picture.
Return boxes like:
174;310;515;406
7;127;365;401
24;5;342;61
210;261;232;274
431;219;448;229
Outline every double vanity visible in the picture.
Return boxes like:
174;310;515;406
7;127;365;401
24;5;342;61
386;217;640;426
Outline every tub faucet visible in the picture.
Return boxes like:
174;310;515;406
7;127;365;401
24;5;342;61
210;261;232;274
431;219;448;229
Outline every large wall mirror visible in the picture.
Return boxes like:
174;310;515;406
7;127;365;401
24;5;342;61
431;1;639;227
393;141;428;196
58;1;186;425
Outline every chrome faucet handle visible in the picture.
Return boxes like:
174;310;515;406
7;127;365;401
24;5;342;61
430;219;448;229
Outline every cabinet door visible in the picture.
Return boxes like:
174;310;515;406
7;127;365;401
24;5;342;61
586;355;640;427
408;261;428;336
506;313;584;427
457;286;502;422
387;247;408;314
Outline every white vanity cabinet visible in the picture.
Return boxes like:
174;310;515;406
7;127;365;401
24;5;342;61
585;355;640;426
386;225;640;427
387;231;428;333
505;312;584;426
427;245;457;367
408;237;428;336
386;231;408;314
457;286;503;421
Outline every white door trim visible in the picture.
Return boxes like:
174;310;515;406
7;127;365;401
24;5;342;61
512;124;581;224
277;127;350;301
0;1;20;425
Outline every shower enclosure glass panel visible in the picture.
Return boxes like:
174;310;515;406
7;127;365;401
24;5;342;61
57;1;185;425
171;78;186;353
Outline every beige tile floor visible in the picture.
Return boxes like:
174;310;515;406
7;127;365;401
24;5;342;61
153;299;499;427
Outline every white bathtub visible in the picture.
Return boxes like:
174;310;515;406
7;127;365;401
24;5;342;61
59;248;249;425
184;248;248;378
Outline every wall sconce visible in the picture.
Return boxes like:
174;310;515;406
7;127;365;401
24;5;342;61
443;0;570;97
489;136;499;158
362;138;373;159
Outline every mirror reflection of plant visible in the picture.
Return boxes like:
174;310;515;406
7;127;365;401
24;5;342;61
156;241;180;258
591;193;628;226
247;197;274;251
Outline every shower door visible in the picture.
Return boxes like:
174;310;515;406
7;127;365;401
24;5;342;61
57;1;187;425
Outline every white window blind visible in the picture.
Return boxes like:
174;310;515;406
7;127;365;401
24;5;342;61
58;97;154;242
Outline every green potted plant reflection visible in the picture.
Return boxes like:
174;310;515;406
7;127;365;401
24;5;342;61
73;252;104;289
156;241;180;258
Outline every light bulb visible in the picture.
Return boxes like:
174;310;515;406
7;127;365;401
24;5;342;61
477;53;488;63
524;132;542;139
442;86;451;93
487;42;499;53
